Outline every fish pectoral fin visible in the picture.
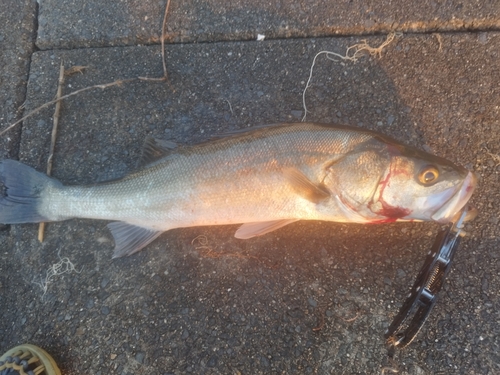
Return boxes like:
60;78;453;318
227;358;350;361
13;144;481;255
283;168;330;203
107;222;163;258
139;137;178;167
234;219;299;239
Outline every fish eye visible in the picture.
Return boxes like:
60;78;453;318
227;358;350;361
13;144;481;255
418;166;439;185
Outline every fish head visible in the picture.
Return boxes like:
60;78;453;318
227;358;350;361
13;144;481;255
365;142;477;223
322;137;477;224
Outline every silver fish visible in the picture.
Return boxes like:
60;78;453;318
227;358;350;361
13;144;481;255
0;123;477;257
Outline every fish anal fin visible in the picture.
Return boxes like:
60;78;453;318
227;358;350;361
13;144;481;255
283;168;330;203
235;219;299;239
107;222;163;258
139;137;178;167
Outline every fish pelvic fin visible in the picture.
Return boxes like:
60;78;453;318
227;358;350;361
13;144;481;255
0;160;60;223
235;219;299;239
108;222;163;258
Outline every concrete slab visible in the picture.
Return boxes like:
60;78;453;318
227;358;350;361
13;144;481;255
36;0;500;49
1;33;499;374
0;0;36;159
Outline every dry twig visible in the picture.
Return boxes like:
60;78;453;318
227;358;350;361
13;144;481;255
47;62;65;178
341;311;360;323
380;357;401;375
139;0;171;81
64;65;88;76
38;61;66;242
433;33;443;52
0;79;136;137
381;366;399;374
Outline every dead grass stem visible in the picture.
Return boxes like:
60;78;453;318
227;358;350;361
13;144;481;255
302;32;400;122
38;61;65;242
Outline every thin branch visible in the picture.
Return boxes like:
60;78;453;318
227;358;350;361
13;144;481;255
0;79;137;137
48;61;65;176
161;0;171;79
64;65;88;76
138;0;171;82
38;61;66;242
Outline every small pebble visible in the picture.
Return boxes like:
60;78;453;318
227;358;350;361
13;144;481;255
387;115;395;125
308;298;318;308
135;352;145;364
207;355;218;367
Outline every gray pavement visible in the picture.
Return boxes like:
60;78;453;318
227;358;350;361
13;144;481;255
1;1;499;374
36;0;500;49
0;0;36;160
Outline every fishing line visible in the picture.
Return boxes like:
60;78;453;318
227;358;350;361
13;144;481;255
301;32;400;122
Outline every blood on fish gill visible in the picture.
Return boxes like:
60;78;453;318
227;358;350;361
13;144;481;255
369;161;412;221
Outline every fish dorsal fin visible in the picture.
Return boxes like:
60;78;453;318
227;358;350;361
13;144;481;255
283;168;330;203
107;222;163;258
234;219;299;239
139;137;178;167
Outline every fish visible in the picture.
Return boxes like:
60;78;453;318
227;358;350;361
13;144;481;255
0;122;477;258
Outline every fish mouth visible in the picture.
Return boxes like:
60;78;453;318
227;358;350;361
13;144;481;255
431;171;478;223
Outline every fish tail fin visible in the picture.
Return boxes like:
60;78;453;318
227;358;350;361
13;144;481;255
0;159;61;223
